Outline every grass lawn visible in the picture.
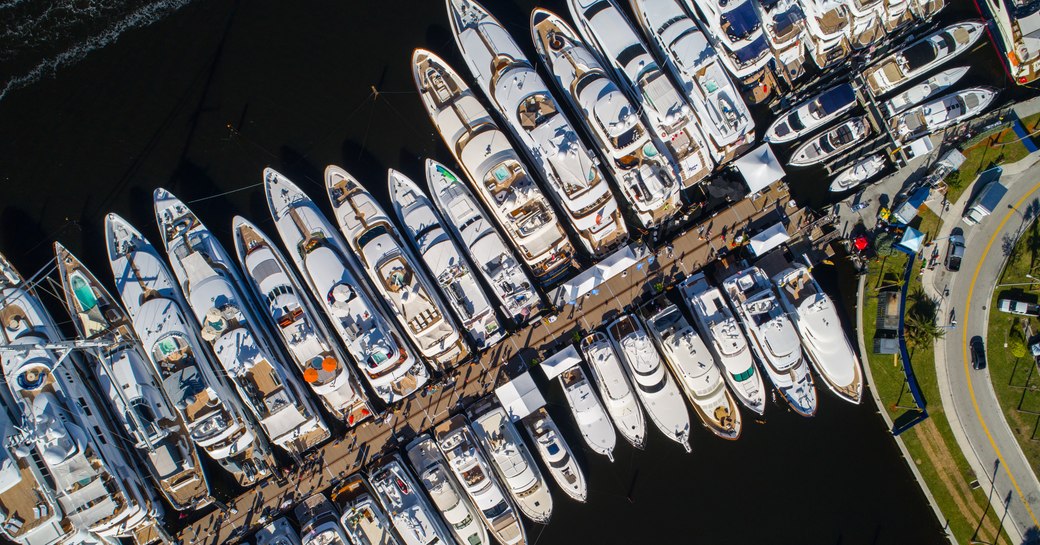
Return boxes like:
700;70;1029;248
944;112;1040;205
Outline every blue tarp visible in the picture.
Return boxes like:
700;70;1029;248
894;250;929;435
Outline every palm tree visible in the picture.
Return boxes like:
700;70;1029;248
904;287;945;352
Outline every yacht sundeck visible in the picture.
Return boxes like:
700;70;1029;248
828;153;886;192
369;455;454;545
799;0;853;69
295;494;355;545
750;0;810;81
578;332;646;448
788;117;870;167
764;83;857;144
330;475;401;545
845;0;886;50
881;66;970;116
881;0;914;33
863;21;984;95
889;87;997;142
405;435;490;545
683;0;777;89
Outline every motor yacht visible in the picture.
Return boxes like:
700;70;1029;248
155;188;330;458
255;517;302;545
864;21;984;95
788;117;870;167
578;332;646;448
631;0;757;163
295;494;355;545
369;455;454;545
890;87;997;142
530;9;682;230
233;215;373;427
569;0;714;185
773;265;864;404
405;435;490;545
750;0;810;81
468;398;553;523
644;302;742;440
881;0;914;32
606;314;691;451
764;83;857;144
425;160;541;327
520;408;587;503
55;243;211;511
433;416;525;545
327;167;470;370
410;48;576;288
390;168;505;351
829;153;886;192
679;272;766;415
845;0;886;50
265;168;428;404
683;0;777;93
881;66;970;116
722;267;817;416
0;253;158;541
799;0;852;69
330;475;401;545
538;346;616;461
105;213;273;486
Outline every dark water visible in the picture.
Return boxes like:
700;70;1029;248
0;0;972;543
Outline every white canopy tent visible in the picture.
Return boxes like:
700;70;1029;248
733;143;785;193
748;221;790;256
549;243;648;308
495;372;546;423
538;345;582;382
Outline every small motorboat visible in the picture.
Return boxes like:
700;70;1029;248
890;87;998;142
789;117;871;167
829;154;887;192
881;66;969;116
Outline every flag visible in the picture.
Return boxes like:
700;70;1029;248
595;208;604;225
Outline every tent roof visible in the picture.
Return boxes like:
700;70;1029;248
748;221;790;256
538;345;582;381
495;372;545;422
733;143;785;193
897;227;925;253
549;243;646;307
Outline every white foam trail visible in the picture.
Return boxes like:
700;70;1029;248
0;0;192;103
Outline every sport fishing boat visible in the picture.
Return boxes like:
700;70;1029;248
679;272;766;415
369;455;454;545
683;0;777;90
530;8;682;230
606;314;691;451
890;87;997;142
788;117;870;167
521;408;587;503
405;435;490;545
55;243;211;511
425;159;541;327
845;0;886;50
390;168;505;351
0;253;158;541
233;215;373;427
578;332;646;448
468;398;553;523
447;0;628;257
327;166;470;370
265;168;427;404
881;66;970;116
750;0;810;81
644;302;742;440
864;21;985;95
773;265;864;404
295;494;354;545
255;517;302;545
410;47;576;288
154;188;329;458
722;267;817;416
569;0;714;185
106;213;273;486
539;346;616;461
828;153;886;192
631;0;756;163
330;475;401;545
764;83;857;144
434;416;525;545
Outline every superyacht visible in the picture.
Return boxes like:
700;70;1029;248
369;455;454;545
881;0;915;32
764;83;857;144
799;0;852;69
864;21;984;94
881;66;970;116
890;87;997;142
330;475;401;545
789;117;871;167
405;435;490;545
845;0;886;50
255;517;302;545
683;0;777;91
750;0;810;81
539;346;616;461
578;332;646;448
522;408;587;503
295;494;354;545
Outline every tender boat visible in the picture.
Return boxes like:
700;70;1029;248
722;267;817;417
390;168;505;351
679;272;766;415
644;302;742;440
828;154;887;192
683;0;777;86
578;332;646;448
425;160;541;327
764;83;857;143
265;168;428;404
890;87;998;142
845;0;886;50
0;252;158;541
411;48;576;288
369;455;454;545
295;494;355;545
631;0;756;163
530;8;682;229
799;0;852;69
522;408;587;503
154;188;330;457
881;66;969;116
233;215;373;427
788;117;870;167
405;435;490;545
55;243;211;511
468;398;553;523
327;166;470;370
255;517;302;545
330;475;401;545
569;0;714;184
106;213;273;486
864;21;984;95
606;314;691;451
433;415;526;545
750;0;810;81
773;265;864;404
538;346;616;461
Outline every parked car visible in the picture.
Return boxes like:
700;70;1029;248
970;336;986;370
945;235;965;271
997;298;1040;316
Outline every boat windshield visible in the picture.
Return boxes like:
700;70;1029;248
721;1;761;40
483;501;508;520
357;225;388;249
731;365;755;381
902;41;937;72
787;114;804;132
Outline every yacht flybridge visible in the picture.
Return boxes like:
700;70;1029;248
327;166;470;370
800;0;852;69
265;168;427;404
106;213;273;486
683;0;777;90
845;0;886;50
751;0;809;81
232;215;373;427
368;455;454;545
569;0;714;185
524;407;587;502
579;332;646;448
864;21;984;95
330;474;401;545
411;48;576;287
55;243;211;511
530;8;682;230
405;435;490;545
294;493;354;545
255;518;302;545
